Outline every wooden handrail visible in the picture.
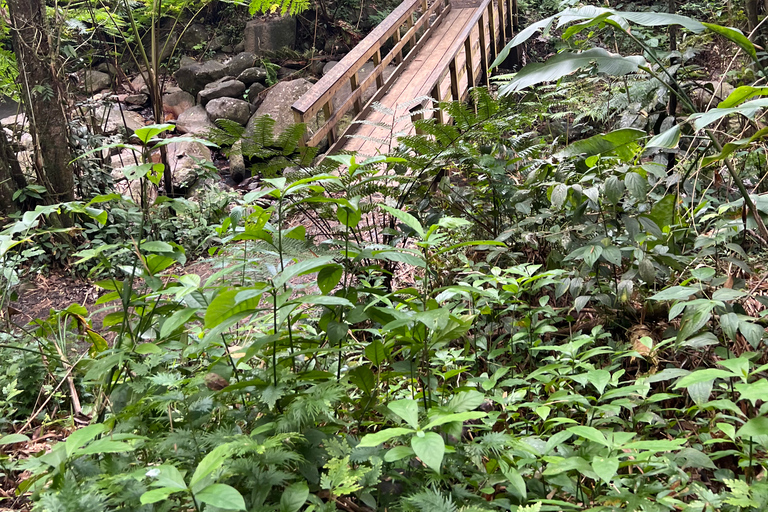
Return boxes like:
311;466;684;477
292;0;449;147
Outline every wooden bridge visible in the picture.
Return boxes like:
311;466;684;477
291;0;518;157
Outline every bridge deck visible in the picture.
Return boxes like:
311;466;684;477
292;0;515;158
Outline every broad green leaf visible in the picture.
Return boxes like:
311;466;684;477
649;286;700;301
411;431;445;472
195;484;246;510
690;98;768;131
646;124;680;148
648;194;677;230
567;426;609;447
357;428;414;447
133;124;175;144
147;465;187;490
75;439;137;456
423;411;488;430
446;390;485;413
317;264;343;295
718;86;768;108
205;286;267;328
623;439;685;451
0;434;30;445
687;380;713;405
140;487;183;505
586;369;611;395
674;369;735;389
712;288;748;301
388;399;419;429
500;49;645;94
702;128;768;167
273;256;336;289
160;307;199;338
384;445;414;462
65;423;107;457
189;443;233;488
379;205;425;239
499;461;527;500
364;340;387;366
736;416;768;439
624;171;648;199
591;456;619;483
735;379;768;407
703;23;757;63
557;128;645;160
280;482;309;512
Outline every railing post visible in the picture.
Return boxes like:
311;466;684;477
449;57;460;102
322;101;337;144
293;109;307;146
464;38;475;88
431;84;444;124
487;2;497;61
477;15;489;88
350;73;363;114
498;0;506;43
407;15;416;54
511;0;519;32
393;29;403;64
410;103;424;135
372;50;385;88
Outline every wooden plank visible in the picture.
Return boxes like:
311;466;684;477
449;58;460;101
350;73;363;114
487;3;497;61
477;15;489;87
323;102;337;144
498;0;506;43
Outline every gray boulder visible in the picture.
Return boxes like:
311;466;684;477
162;140;213;190
238;67;268;86
227;52;258;77
247;83;267;104
176;105;216;135
91;104;144;135
246;78;314;137
130;74;150;94
125;93;148;106
244;16;296;55
163;89;195;118
206;97;252;126
181;23;208;50
174;61;227;97
84;70;111;93
198;78;246;105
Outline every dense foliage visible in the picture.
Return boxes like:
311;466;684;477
3;0;768;511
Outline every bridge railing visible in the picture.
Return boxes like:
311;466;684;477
291;0;451;148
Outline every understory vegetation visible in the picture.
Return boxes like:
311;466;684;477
3;0;768;510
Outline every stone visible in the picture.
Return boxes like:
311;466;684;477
310;59;325;75
19;132;34;151
91;104;145;135
96;62;119;76
125;93;148;106
227;52;258;78
130;74;150;94
247;83;267;105
181;23;208;50
221;46;234;53
198;79;246;105
206;97;252;125
322;61;338;75
691;81;735;110
209;34;229;52
277;66;296;79
176;105;216;135
244;16;296;55
238;67;268;86
233;41;245;53
83;70;112;93
229;140;247;182
160;140;213;190
179;56;198;68
162;89;195;119
1;113;27;129
174;61;228;97
246;78;315;138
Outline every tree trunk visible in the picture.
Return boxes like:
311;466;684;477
0;128;26;216
7;0;74;206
